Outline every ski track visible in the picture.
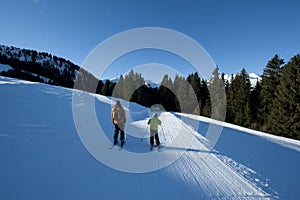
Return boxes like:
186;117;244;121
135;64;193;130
156;113;271;199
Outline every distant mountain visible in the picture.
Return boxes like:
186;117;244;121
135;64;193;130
222;72;261;87
0;45;99;92
249;72;262;86
109;77;120;83
102;77;160;88
145;80;160;88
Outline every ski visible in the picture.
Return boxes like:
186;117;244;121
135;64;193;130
118;141;126;150
109;141;126;150
149;145;162;151
157;146;161;152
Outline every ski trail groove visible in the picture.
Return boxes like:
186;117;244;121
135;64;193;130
157;112;271;199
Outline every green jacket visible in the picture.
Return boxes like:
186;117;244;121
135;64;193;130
147;116;161;131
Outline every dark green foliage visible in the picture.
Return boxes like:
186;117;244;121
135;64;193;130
96;80;104;94
209;67;226;121
101;80;114;96
259;54;284;130
173;75;194;113
200;79;211;117
248;80;262;129
268;54;300;139
187;72;201;115
0;68;45;83
222;54;299;140
186;73;211;116
159;75;177;112
0;45;81;89
228;68;251;126
112;70;144;102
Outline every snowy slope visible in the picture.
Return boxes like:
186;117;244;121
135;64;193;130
1;76;299;200
0;63;12;72
0;45;75;75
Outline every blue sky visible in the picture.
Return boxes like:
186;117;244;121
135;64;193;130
1;0;299;81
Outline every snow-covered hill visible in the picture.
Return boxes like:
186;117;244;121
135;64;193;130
0;45;79;79
0;45;100;91
1;76;299;200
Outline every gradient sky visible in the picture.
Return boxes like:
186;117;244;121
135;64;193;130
1;0;299;81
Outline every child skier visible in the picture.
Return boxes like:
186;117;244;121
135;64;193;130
147;113;161;150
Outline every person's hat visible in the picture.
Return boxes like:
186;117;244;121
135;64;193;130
116;100;121;105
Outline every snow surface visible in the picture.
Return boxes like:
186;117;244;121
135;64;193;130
0;75;299;200
0;64;12;72
179;113;300;153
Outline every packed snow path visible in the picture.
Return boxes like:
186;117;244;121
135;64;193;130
2;76;300;199
126;113;270;199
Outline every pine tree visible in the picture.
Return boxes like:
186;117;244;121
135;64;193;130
187;73;202;115
123;69;136;101
174;75;198;114
209;66;226;121
200;79;211;117
260;54;284;131
249;80;262;129
101;80;112;96
238;69;251;126
225;69;251;126
96;80;104;94
112;75;125;99
269;54;300;139
225;74;235;123
173;75;181;111
187;73;201;101
130;72;146;104
159;75;177;111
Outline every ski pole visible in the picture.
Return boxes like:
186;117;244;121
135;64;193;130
140;125;148;142
110;124;114;138
161;126;166;141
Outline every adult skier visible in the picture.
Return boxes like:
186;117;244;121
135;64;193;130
111;100;126;148
147;113;161;150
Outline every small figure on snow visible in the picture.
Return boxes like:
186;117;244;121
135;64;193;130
111;100;126;147
147;113;161;150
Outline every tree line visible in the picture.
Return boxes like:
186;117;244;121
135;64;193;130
222;54;299;140
97;54;299;140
